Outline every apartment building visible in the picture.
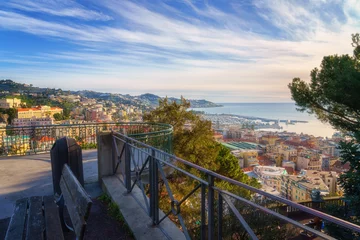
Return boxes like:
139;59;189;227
17;106;63;119
13;117;53;127
0;98;22;109
281;171;330;201
253;165;288;192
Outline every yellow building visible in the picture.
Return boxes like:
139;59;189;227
0;98;22;109
17;106;63;119
240;150;259;167
262;135;279;145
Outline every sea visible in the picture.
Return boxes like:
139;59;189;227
191;103;336;138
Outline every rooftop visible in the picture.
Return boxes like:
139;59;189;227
222;141;260;150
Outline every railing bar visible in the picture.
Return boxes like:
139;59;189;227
138;179;150;213
177;184;201;206
130;179;138;191
113;137;125;174
137;155;151;176
112;135;126;143
221;194;259;240
208;175;215;240
157;161;175;202
130;147;137;172
217;193;223;240
158;209;172;224
201;183;206;240
153;158;208;184
177;214;191;240
218;190;337;240
114;131;360;233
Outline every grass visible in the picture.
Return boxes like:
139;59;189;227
98;193;134;238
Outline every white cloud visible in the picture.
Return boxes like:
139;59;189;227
0;0;358;102
1;0;112;21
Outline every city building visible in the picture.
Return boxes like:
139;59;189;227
223;141;262;167
253;165;288;192
282;160;296;171
321;154;331;171
296;150;322;171
281;170;330;201
303;170;338;195
13;117;54;127
331;160;350;173
261;135;279;145
0;98;22;109
17;106;63;119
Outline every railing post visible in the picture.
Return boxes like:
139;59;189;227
208;174;215;240
125;138;131;193
217;193;223;240
201;183;206;240
149;149;159;224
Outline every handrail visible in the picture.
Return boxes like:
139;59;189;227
0;122;173;156
111;131;360;239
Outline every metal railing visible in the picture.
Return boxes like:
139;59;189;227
111;131;360;240
285;197;345;215
0;122;172;156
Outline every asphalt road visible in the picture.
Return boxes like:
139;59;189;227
0;149;99;219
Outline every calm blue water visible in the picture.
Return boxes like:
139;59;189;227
192;103;336;138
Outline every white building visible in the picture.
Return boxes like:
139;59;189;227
253;166;288;192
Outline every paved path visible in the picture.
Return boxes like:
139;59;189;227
0;150;99;219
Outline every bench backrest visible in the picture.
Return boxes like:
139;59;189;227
60;164;92;239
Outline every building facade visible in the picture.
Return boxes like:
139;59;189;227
0;98;22;109
13;117;54;127
17;106;63;119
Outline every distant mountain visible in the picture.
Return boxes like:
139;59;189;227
137;93;161;106
137;94;221;108
0;79;222;108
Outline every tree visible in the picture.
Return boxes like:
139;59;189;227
289;33;360;236
144;97;261;237
59;100;74;119
143;97;257;186
53;113;64;121
0;113;9;124
288;33;360;133
0;108;17;125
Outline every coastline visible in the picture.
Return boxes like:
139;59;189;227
191;103;336;138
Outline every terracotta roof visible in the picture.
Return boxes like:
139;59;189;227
18;107;62;112
331;160;350;172
242;167;254;172
284;166;295;175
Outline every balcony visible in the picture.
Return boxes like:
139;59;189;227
0;122;173;156
99;130;360;239
1;123;359;239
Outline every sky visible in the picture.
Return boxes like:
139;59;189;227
0;0;359;102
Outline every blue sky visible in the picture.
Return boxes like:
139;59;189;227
0;0;359;102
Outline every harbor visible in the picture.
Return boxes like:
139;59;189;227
201;113;308;130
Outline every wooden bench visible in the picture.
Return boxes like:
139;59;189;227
5;164;92;240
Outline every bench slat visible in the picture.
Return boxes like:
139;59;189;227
5;198;28;240
61;164;92;219
26;196;44;240
43;196;64;240
60;177;86;239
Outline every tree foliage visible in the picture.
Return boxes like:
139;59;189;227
289;33;360;235
143;97;261;237
289;33;360;133
143;97;258;188
53;113;64;121
0;108;17;124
